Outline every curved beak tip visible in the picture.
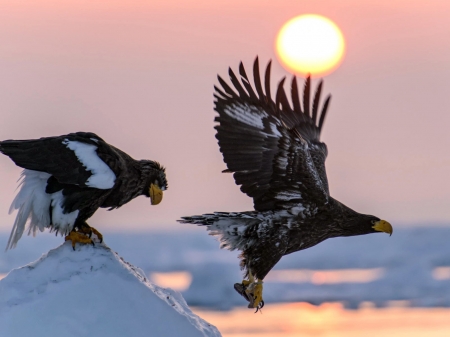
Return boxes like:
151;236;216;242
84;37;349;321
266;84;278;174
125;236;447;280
149;184;163;206
372;220;393;236
151;197;162;206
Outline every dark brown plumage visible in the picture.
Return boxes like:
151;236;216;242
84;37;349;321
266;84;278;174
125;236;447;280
180;57;392;310
0;132;167;249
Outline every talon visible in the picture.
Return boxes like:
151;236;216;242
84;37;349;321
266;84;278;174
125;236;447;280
89;227;103;243
235;279;264;310
65;230;94;250
250;282;264;310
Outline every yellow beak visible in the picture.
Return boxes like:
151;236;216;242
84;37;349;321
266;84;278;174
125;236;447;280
372;220;393;236
149;183;163;205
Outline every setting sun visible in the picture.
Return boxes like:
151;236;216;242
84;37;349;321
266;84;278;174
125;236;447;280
276;14;345;77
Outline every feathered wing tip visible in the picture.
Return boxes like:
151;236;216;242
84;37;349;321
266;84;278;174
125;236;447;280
318;95;331;132
214;56;332;136
312;81;323;124
6;170;51;250
285;73;332;136
303;76;311;118
214;56;276;107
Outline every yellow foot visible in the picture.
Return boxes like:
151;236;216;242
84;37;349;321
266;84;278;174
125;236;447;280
234;279;264;312
65;231;94;250
242;279;252;287
90;227;103;243
77;226;103;243
251;282;264;310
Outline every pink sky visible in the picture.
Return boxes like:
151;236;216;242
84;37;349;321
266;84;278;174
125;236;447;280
0;0;449;233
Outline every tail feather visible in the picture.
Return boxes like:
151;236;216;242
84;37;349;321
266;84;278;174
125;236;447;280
179;212;260;251
6;170;51;250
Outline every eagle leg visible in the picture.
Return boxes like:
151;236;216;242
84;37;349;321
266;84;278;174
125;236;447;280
234;271;265;312
76;223;103;243
65;230;95;251
244;281;263;312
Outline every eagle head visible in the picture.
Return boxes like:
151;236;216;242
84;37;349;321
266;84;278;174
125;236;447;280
140;160;168;205
339;215;393;237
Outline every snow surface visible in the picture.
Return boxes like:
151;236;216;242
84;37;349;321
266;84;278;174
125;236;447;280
2;227;450;311
0;242;221;337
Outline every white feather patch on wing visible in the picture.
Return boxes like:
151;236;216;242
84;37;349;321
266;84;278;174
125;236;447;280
7;170;52;250
62;139;116;189
269;122;282;137
224;104;268;129
276;190;302;201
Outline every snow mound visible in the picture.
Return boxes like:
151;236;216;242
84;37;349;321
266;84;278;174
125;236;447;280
0;242;221;337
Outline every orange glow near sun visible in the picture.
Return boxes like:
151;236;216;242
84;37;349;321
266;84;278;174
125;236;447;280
276;14;345;77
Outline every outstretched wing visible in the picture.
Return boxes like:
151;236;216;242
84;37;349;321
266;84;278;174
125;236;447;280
0;132;127;190
214;57;332;212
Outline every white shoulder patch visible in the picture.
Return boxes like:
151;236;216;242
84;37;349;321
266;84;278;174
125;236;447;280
62;140;116;189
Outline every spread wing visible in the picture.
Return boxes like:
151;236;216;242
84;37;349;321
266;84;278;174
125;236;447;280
214;57;332;212
0;132;127;190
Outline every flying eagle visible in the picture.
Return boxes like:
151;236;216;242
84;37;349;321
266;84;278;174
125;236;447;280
180;58;392;311
0;132;167;250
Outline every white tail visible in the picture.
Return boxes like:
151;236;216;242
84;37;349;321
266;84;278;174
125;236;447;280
6;170;51;250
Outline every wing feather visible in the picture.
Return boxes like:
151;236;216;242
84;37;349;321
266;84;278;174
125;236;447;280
238;62;258;101
0;132;124;190
318;95;331;132
214;57;332;211
252;57;265;101
264;61;273;106
291;77;302;114
312;81;323;124
228;67;249;99
217;75;239;98
303;76;311;118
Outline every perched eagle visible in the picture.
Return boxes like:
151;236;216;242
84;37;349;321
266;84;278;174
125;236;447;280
0;132;167;250
180;58;392;311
